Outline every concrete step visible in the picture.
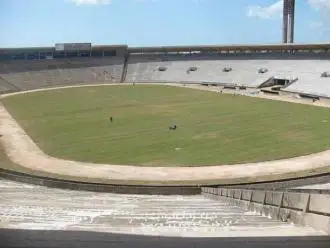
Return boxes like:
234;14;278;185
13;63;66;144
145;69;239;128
0;179;326;237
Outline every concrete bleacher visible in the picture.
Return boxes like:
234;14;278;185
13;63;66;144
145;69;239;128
284;73;330;97
0;178;326;237
0;57;124;91
0;76;20;93
125;55;330;96
1;53;329;97
271;59;330;96
126;55;270;85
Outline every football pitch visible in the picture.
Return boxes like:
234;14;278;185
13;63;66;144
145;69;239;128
3;84;330;167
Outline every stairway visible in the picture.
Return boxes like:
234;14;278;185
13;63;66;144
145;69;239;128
0;179;325;237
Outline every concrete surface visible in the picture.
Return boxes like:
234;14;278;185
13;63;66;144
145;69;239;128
309;194;330;214
288;182;330;194
202;187;330;234
0;58;124;91
125;56;330;97
294;183;330;190
218;173;330;191
0;168;200;195
0;179;326;237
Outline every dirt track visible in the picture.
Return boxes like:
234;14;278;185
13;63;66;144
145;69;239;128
1;83;330;183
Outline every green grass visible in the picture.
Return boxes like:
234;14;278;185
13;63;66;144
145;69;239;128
2;85;330;167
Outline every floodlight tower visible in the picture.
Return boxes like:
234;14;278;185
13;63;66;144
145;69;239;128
282;0;295;43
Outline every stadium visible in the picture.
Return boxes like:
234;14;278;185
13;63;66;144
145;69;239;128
0;0;329;246
1;42;330;184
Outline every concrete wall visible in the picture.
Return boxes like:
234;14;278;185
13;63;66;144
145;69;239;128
202;187;330;234
0;168;200;195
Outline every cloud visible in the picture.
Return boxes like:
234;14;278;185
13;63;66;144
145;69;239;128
308;0;330;33
246;0;330;19
246;0;283;19
308;0;330;10
71;0;112;5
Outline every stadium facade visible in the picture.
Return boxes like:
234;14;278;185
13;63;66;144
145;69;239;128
1;43;330;60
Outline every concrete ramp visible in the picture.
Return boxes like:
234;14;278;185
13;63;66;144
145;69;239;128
0;179;325;237
233;73;272;87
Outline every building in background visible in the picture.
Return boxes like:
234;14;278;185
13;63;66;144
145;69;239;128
283;0;295;43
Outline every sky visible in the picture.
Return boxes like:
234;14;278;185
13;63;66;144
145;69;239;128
0;0;330;48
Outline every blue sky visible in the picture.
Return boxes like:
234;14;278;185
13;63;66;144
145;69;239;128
0;0;329;48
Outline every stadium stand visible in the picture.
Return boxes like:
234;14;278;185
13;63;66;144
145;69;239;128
279;60;330;97
1;44;330;97
0;76;20;93
284;74;330;97
125;54;328;88
0;57;124;91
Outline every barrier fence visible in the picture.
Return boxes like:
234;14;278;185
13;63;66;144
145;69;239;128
202;187;330;234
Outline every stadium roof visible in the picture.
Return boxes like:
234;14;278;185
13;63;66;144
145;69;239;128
0;43;329;54
0;45;127;53
128;43;330;53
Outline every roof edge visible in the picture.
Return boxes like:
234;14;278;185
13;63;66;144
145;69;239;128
1;43;329;53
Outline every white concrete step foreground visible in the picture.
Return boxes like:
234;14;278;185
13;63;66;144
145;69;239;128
0;179;326;237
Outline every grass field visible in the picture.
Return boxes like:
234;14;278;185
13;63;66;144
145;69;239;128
2;85;330;167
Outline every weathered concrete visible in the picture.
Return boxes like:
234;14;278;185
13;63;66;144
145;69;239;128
0;168;200;195
265;191;283;206
242;190;253;201
0;179;325;237
304;213;330;235
251;191;266;203
295;183;330;190
309;194;330;214
282;192;309;211
291;183;330;194
202;187;330;234
220;173;330;191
